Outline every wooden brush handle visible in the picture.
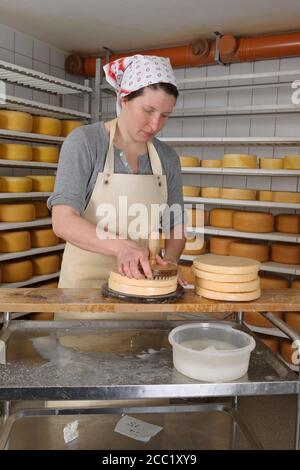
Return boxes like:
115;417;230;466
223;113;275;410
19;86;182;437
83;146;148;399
148;231;160;265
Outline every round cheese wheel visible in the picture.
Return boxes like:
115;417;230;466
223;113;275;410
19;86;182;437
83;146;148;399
183;238;206;255
179;263;195;285
0;203;35;222
201;159;222;168
280;340;295;365
233;211;274;233
271;243;300;264
244;311;282;328
285;313;300;332
0;176;32;193
0;230;31;253
257;334;279;353
109;270;177;287
283;155;300;170
0;143;32;161
260;274;289;289
182;186;200;197
193;254;260;274
109;279;177;296
32;146;59;163
32;201;49;218
272;191;300;203
259;158;283;169
32;116;62;136
32;254;60;275
209;209;235;228
291;279;300;289
275;214;300;234
201;187;220;198
258;190;273;201
186;208;206;227
192;266;258;282
209;236;239;255
223;153;257;168
1;259;32;282
0;110;33;132
196;286;261;301
30;228;59;248
228;241;269;262
27;175;55;192
61;120;84;137
180;156;199;167
196;277;260;293
221;188;256;200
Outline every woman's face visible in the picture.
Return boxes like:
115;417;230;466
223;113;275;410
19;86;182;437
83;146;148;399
120;87;176;143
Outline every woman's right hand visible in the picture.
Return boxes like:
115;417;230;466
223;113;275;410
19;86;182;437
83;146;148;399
116;240;152;279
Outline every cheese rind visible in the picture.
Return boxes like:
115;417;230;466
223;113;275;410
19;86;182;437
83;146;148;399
193;254;260;274
30;228;59;248
283;155;300;169
275;214;300;234
32;146;59;163
209;236;239;256
0;143;32;161
32;254;60;275
259;158;283;169
201;159;222;168
0;176;32;193
272;191;300;203
27;175;55;192
260;274;289;289
32;201;49;218
258;190;273;201
209;209;235;228
33;116;62;136
182;186;200;197
201;187;220;198
228;241;269;262
0;230;31;253
196;277;260;292
192;266;258;282
0;110;33;132
221;188;256;200
223;153;257;168
232;211;274;233
1;260;32;282
0;203;35;222
180;156;199;167
196;286;261;301
271;243;300;264
61;120;84;137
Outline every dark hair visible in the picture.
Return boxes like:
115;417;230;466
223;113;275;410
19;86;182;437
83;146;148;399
125;83;178;101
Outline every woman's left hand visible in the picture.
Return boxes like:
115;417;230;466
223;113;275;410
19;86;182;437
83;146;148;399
155;254;188;287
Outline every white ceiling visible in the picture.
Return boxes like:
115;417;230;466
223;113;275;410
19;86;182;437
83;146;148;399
0;0;300;55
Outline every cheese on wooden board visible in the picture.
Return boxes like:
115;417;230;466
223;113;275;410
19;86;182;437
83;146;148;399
271;243;300;264
32;254;60;275
201;159;222;168
61;120;84;137
0;230;31;253
32;146;59;163
182;185;200;197
283;155;300;170
256;334;279;353
221;188;256;200
0;143;32;161
30;228;59;248
232;211;274;233
196;277;260;293
192;266;258;282
275;214;300;234
180;156;200;167
0;203;35;222
209;236;239;256
33;116;62;136
272;191;300;203
228;241;269;262
196;286;261;301
193;254;260;275
32;201;49;218
1;259;32;282
27;175;55;192
259;158;283;169
201;187;220;198
0;176;32;193
0;110;33;132
179;263;195;284
258;190;273;201
183;238;206;255
259;273;289;289
223;153;257;168
244;311;283;328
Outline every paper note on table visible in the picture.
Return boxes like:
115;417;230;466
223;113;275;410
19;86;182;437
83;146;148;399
114;415;163;443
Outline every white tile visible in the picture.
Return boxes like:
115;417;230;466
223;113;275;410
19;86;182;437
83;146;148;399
65;72;80;84
228;88;252;106
0;47;14;62
205;88;228;108
33;39;50;63
15;31;33;57
223;175;247;188
50;66;65;79
50;47;66;69
271;176;298;191
252;87;277;105
253;59;279;84
246;176;271;190
250;116;276;137
182;117;204;137
202;147;224;159
14;84;32;100
201;174;223;186
183;91;205;109
183;174;201;186
0;24;15;51
203;118;226;137
64;95;80;111
161;118;182;137
33;60;50;74
275;115;300;136
33;90;50;104
228;62;254;85
14;53;32;68
226;117;251;137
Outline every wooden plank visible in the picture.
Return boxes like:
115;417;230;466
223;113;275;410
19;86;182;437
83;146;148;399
0;288;299;313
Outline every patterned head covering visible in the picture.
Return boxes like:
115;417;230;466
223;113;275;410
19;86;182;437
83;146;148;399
103;54;177;115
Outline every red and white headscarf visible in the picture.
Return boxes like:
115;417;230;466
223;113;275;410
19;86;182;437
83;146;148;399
103;54;177;115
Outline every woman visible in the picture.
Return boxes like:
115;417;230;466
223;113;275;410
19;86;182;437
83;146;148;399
48;54;186;319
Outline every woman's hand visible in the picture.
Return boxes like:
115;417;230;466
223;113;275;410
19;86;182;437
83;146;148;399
155;254;188;287
117;240;152;279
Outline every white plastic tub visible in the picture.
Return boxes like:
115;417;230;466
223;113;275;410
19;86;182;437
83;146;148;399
168;322;256;382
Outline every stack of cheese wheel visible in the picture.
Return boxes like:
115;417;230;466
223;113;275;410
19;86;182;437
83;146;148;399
183;238;206;255
223;153;257;168
256;334;279;353
272;191;300;203
33;116;61;136
61;120;84;137
228;240;269;262
209;208;235;228
259;158;283;169
27;175;55;192
193;254;261;301
30;228;59;248
108;270;178;296
0;110;33;132
275;214;300;234
221;187;256;200
182;185;200;197
271;243;300;264
283;155;300;170
186;207;207;227
180;156;199;167
0;230;31;253
32;146;59;163
201;159;222;168
232;211;274;233
0;143;32;161
32;201;49;218
0;176;32;193
1;259;33;283
201;187;220;198
179;263;195;286
257;190;273;202
0;203;35;222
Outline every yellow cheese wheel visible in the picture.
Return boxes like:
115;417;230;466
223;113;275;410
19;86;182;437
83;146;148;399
0;110;33;132
1;259;32;282
32;254;60;275
32;201;49;218
229;241;269;262
0;143;32;161
201;159;222;168
285;313;300;332
32;146;59;163
256;334;279;353
272;191;300;203
259;158;283;169
0;176;32;193
223;153;257;168
182;186;200;197
232;211;274;233
0;230;31;253
192;266;258;282
271;243;300;264
180;156;199;167
27;175;55;192
244;311;282;328
183;238;206;255
201;187;220;198
260;274;289;289
30;228;59;248
209;209;235;228
283;155;300;170
257;190;273;201
196;286;261;301
0;203;35;222
32;116;62;136
193;254;260;275
179;263;195;285
291;279;300;289
209;236;239;256
186;208;207;227
221;188;256;200
196;277;260;293
280;340;294;365
275;214;300;234
61;120;84;137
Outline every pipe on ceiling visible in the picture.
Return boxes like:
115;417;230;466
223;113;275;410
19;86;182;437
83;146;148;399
65;31;300;76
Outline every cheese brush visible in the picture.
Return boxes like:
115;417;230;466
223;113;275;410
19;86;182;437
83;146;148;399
148;231;178;279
